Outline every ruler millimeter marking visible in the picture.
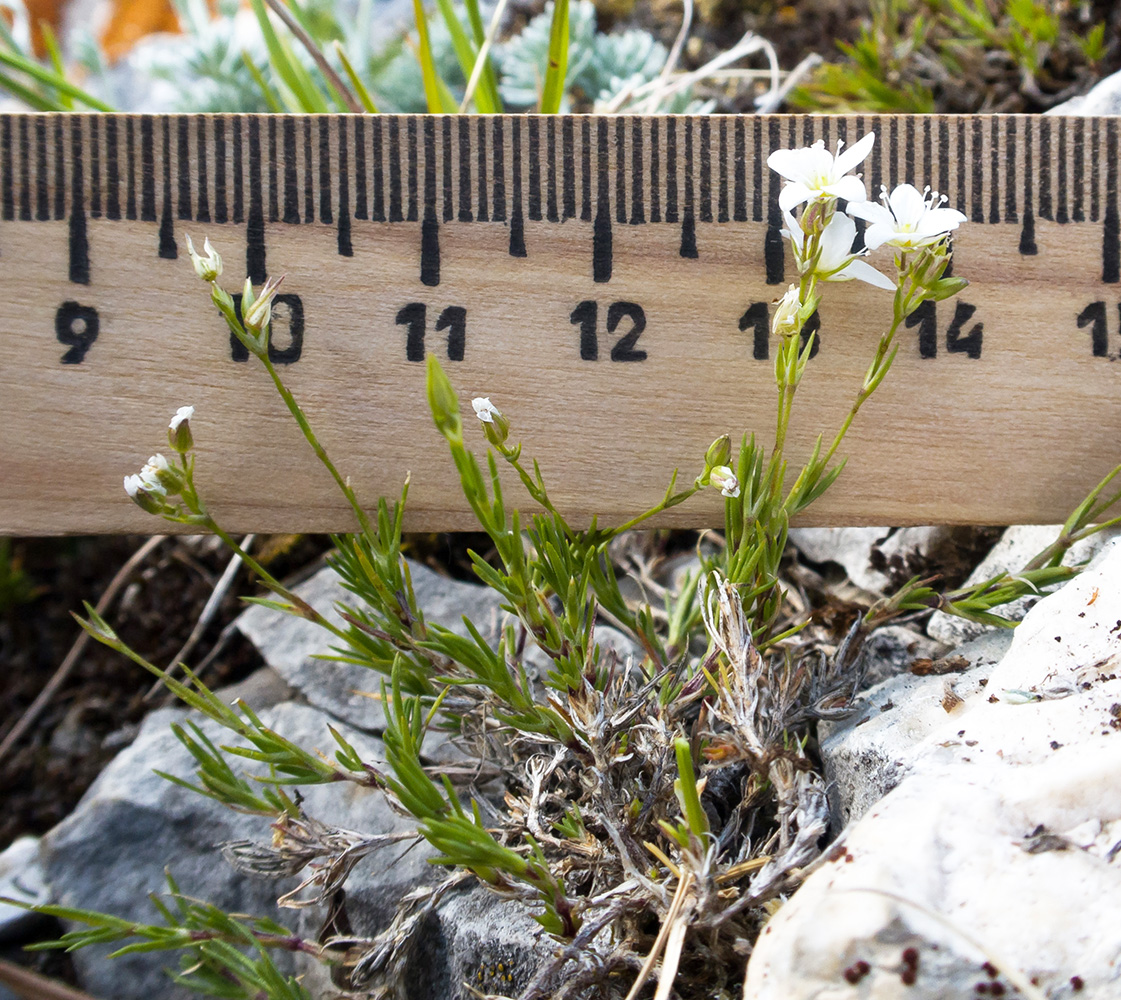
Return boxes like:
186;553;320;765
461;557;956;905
6;113;1119;288
2;112;1121;534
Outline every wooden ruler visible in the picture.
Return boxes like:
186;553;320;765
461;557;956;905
0;113;1118;534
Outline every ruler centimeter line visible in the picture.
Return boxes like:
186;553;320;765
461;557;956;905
1;112;1120;534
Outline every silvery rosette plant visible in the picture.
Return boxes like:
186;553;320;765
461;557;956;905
29;133;1121;1000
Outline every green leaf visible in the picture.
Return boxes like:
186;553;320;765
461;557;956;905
249;0;329;113
539;0;570;113
412;0;458;114
0;48;114;111
332;40;379;112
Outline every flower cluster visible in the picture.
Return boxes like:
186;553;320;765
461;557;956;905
186;233;284;358
123;407;197;515
766;133;967;340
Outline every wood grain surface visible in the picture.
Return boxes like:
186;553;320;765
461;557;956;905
0;113;1117;534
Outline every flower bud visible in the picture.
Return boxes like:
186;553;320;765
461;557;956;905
124;473;168;515
704;434;732;472
243;275;283;336
185;234;222;282
168;405;194;453
709;465;741;499
139;453;184;495
472;397;510;448
771;285;802;339
426;356;462;442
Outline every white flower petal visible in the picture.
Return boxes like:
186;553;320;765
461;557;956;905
818;214;857;271
845;200;892;225
832;132;875;178
472;397;498;422
832;258;896;290
916;206;967;236
170;405;194;431
825;175;868;205
766;147;806;181
887;184;927;225
779;181;814;212
861;222;895;251
781;209;803;240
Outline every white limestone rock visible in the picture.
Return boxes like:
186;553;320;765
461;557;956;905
821;629;1013;826
745;539;1121;999
1047;69;1121;116
927;524;1120;647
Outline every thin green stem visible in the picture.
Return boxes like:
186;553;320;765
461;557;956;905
202;514;353;647
611;483;705;535
258;352;375;539
818;310;905;471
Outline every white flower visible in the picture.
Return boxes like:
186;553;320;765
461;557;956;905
847;184;967;251
782;210;894;290
709;466;741;499
123;474;146;498
472;397;499;423
138;454;170;494
169;405;194;431
767;132;875;213
185;234;222;282
771;285;802;339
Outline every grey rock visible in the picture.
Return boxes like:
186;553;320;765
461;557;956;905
405;883;554;1000
788;526;955;594
788;527;893;592
854;624;943;689
820;629;1013;826
0;837;49;944
214;665;295;710
1047;69;1121;116
41;700;416;1000
237;560;507;733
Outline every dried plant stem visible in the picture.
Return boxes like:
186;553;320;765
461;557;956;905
262;0;363;112
143;534;254;700
459;0;510;112
623;871;694;1000
0;534;165;764
0;959;100;1000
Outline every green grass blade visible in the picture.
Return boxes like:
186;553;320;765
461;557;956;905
463;0;503;112
241;52;285;112
434;0;495;112
332;40;379;112
412;0;458;113
0;67;62;111
39;21;72;110
539;0;569;113
249;0;329;112
0;48;114;110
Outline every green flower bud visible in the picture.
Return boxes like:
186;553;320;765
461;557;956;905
704;434;732;471
185;234;222;282
243;275;283;335
168;405;194;453
426;356;462;442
